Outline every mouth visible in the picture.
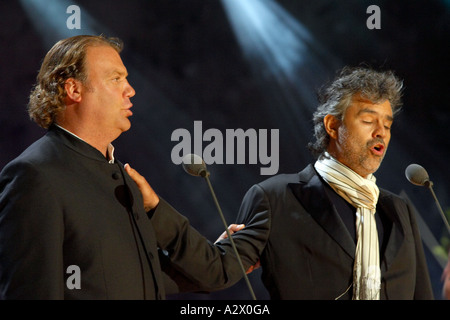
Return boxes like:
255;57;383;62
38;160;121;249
123;104;133;116
370;143;385;156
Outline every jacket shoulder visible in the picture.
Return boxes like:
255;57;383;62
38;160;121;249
7;133;57;164
257;173;300;192
256;164;314;193
0;133;65;184
379;188;408;205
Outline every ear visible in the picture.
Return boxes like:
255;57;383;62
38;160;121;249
323;114;340;140
64;78;83;103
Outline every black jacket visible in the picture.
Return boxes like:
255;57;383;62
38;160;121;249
0;126;165;299
153;165;434;299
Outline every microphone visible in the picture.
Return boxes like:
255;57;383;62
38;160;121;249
182;154;257;300
405;164;432;187
182;153;209;178
405;164;450;234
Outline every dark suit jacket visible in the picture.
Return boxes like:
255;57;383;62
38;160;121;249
152;164;434;299
234;165;433;299
0;126;165;299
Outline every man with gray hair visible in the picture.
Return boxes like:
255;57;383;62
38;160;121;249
129;66;434;299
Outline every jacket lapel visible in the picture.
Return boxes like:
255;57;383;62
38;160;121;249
289;164;405;272
289;164;356;259
377;191;404;272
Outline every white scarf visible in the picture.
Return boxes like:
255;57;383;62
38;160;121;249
314;153;381;300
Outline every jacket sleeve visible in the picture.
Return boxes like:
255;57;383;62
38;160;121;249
149;184;270;293
0;161;65;299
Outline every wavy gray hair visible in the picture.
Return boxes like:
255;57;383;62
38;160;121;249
308;66;404;157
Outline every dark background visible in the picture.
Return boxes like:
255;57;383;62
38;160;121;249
0;0;449;299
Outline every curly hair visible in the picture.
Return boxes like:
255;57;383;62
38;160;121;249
28;35;123;129
308;66;404;157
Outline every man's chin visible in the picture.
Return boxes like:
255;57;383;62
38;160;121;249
362;162;382;177
121;119;132;132
112;121;132;140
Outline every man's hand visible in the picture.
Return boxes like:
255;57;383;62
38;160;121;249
124;163;160;211
215;224;261;274
215;223;245;243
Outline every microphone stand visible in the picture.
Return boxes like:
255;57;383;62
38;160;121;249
425;180;450;234
201;170;257;300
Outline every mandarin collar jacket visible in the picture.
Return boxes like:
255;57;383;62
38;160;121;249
0;126;165;299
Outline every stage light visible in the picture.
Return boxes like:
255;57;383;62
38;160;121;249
221;0;341;144
19;0;106;48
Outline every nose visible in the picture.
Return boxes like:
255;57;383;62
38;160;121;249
373;121;388;139
124;80;136;98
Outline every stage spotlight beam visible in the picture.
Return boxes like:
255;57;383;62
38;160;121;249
221;0;341;148
19;0;108;48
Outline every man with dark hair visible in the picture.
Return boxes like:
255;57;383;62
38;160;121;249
129;66;434;299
